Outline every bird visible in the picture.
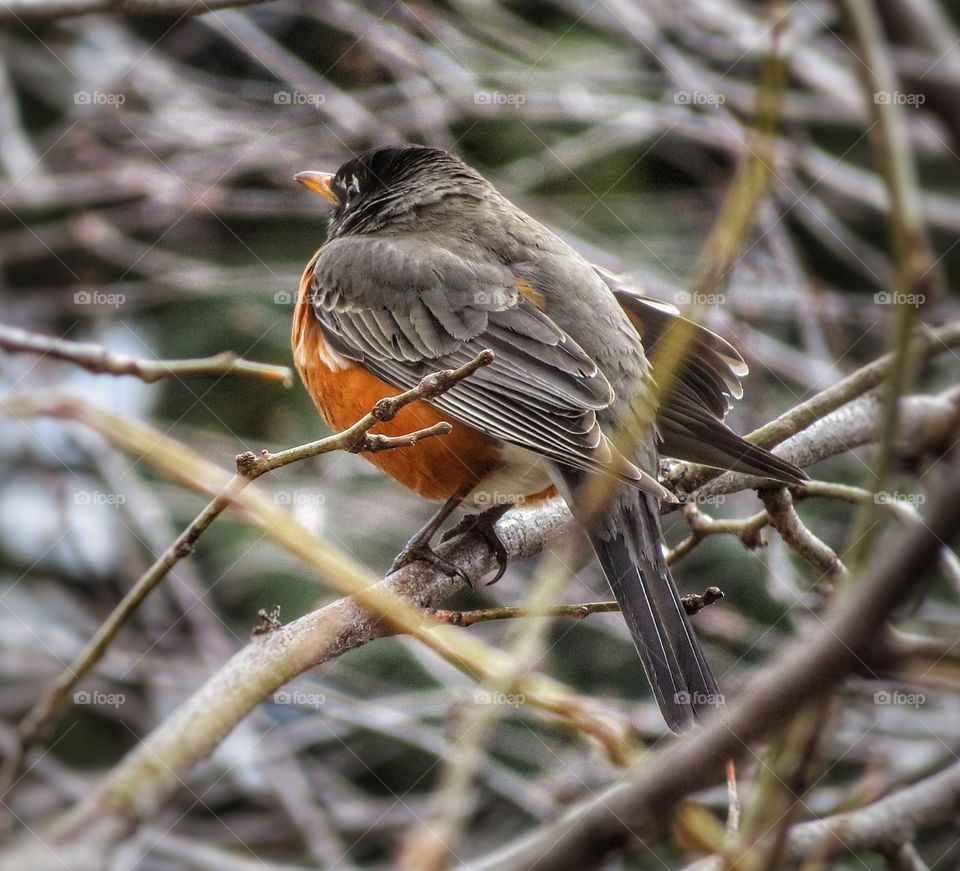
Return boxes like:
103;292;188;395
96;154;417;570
291;144;806;732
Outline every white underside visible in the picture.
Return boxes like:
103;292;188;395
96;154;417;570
462;442;556;510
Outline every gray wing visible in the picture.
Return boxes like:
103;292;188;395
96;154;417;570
599;269;805;484
308;236;671;498
594;268;747;410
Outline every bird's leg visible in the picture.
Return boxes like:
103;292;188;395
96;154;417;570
440;504;512;584
390;487;472;583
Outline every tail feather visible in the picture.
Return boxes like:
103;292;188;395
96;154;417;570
659;399;808;485
584;491;721;731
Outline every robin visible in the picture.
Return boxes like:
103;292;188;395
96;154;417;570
292;144;805;732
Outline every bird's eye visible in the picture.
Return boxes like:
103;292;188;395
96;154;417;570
344;175;361;206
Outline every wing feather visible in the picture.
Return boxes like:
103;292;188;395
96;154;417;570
596;268;805;483
307;236;666;495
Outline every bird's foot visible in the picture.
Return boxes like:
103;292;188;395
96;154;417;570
390;539;471;586
440;505;511;584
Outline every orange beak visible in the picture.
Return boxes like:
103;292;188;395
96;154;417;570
295;171;339;206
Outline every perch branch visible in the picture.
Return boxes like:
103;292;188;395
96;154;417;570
0;500;594;871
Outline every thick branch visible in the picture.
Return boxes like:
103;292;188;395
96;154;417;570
463;452;960;871
0;502;577;871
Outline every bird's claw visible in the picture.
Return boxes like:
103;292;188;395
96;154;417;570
390;541;472;586
440;506;510;584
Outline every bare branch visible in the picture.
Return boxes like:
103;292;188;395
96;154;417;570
428;586;724;626
669;505;769;563
0;322;293;385
0;500;591;871
0;0;274;23
759;487;848;586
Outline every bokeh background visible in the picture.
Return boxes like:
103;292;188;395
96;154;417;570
2;1;960;868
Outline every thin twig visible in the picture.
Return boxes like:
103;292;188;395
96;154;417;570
668;505;769;563
0;323;293;385
0;0;273;22
726;759;740;835
428;587;724;626
794;479;960;591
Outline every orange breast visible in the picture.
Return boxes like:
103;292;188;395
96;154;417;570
292;264;502;502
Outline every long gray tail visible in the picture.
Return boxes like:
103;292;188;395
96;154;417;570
582;490;721;732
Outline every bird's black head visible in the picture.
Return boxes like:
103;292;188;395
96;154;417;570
296;144;488;237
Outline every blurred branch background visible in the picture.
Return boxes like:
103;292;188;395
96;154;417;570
1;0;959;869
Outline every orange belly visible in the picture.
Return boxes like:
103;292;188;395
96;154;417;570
292;281;501;501
292;259;557;506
